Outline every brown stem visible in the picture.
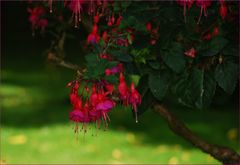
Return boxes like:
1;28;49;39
154;104;240;164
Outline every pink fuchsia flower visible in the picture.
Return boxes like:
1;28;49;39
129;83;141;123
96;99;115;113
184;47;197;58
196;0;212;24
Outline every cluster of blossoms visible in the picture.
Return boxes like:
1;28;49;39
67;68;141;134
177;0;228;24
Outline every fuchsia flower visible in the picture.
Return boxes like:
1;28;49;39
105;63;123;76
69;0;82;27
129;83;141;123
102;31;108;42
219;1;228;20
87;24;100;44
196;0;212;24
146;22;152;32
202;32;212;40
184;47;197;58
118;72;129;105
177;0;194;22
27;6;48;31
213;27;219;37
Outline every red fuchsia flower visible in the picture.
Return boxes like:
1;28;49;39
213;27;219;37
129;83;141;123
90;85;99;106
196;0;212;24
177;0;194;22
105;68;112;76
118;72;129;105
202;32;212;40
94;13;100;24
146;22;152;32
219;1;228;20
87;24;100;44
99;53;112;60
105;84;114;95
27;6;48;31
116;15;122;26
102;31;108;42
184;47;197;58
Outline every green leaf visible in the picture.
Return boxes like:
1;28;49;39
148;70;171;101
137;89;155;116
85;53;98;64
148;60;160;70
161;42;185;73
104;75;118;84
173;69;217;109
111;50;133;62
137;74;149;96
200;37;228;57
215;61;238;94
195;71;216;109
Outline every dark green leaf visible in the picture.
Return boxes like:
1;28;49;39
137;89;155;116
195;71;216;109
137;74;149;96
200;37;228;56
161;42;185;73
111;50;133;62
173;69;217;109
215;61;238;94
148;70;171;101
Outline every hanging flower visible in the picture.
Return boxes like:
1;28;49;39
219;1;228;20
128;83;141;123
177;0;194;22
196;0;212;24
118;72;129;105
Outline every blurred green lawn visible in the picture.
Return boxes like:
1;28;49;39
1;43;239;164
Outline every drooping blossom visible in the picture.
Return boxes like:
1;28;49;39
196;0;212;24
69;0;82;27
219;1;228;20
128;83;141;123
87;24;100;44
177;0;194;22
27;6;48;31
118;72;129;105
